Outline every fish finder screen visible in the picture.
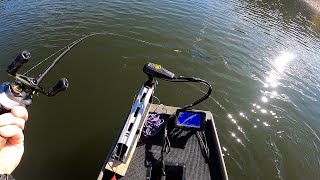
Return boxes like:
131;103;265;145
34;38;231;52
176;111;205;129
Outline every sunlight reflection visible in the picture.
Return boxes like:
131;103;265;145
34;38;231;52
230;132;245;146
261;109;267;113
272;91;277;96
263;122;270;127
264;51;295;90
225;52;295;150
261;96;268;103
274;52;295;73
251;51;294;125
222;147;229;156
227;114;249;142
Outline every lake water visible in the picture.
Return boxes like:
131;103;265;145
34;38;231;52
0;0;319;179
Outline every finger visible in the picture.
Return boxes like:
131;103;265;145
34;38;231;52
0;114;25;130
0;125;24;147
0;125;23;140
11;106;28;121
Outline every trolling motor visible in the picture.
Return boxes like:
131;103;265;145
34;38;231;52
111;63;212;163
112;63;178;163
98;63;213;179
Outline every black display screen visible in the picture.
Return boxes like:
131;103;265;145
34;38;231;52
175;110;205;129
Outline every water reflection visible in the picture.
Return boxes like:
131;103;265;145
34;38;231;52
262;51;295;104
227;51;294;146
230;131;245;147
0;0;318;179
242;0;320;37
227;113;248;146
257;51;294;114
212;0;320;178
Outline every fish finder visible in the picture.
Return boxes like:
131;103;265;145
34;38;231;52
174;109;206;130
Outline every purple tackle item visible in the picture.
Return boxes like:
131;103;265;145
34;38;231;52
143;105;165;137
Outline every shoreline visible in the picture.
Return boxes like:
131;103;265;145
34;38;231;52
302;0;320;12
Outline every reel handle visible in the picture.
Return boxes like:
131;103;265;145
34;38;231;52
48;78;69;97
7;51;31;75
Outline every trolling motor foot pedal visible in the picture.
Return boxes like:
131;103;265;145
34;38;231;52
147;162;186;180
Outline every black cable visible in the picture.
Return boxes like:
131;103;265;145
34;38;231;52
158;119;171;176
196;131;210;163
161;76;212;109
159;120;171;160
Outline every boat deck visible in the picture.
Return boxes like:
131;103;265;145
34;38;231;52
98;104;228;180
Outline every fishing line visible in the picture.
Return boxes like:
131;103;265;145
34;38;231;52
23;32;164;75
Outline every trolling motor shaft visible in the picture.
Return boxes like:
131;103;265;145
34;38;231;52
112;63;176;162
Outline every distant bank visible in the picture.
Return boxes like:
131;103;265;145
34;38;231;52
303;0;320;12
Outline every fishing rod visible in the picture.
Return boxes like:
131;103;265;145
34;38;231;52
0;34;95;150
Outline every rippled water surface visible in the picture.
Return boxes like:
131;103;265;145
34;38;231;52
0;0;319;179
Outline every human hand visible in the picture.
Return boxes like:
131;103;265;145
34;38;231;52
0;106;28;174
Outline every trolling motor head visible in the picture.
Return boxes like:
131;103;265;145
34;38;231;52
142;62;213;109
143;63;176;86
1;51;69;108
